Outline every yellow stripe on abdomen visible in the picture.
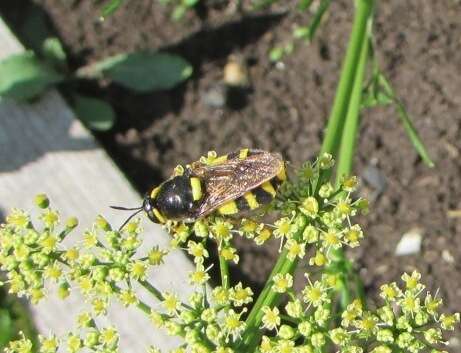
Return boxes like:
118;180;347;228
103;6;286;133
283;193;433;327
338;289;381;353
217;200;239;215
190;177;203;201
243;192;259;210
239;148;249;159
276;163;287;181
261;181;276;197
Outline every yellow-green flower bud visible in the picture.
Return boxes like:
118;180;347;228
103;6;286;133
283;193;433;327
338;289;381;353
201;308;216;323
205;324;220;342
285;299;303;318
35;194;49;209
58;281;70;299
396;332;414;349
165;321;183;336
415;311;429;326
278;325;294;339
180;310;196;324
184;328;200;344
194;220;209;238
298;321;312;337
65;217;79;229
318;153;334;170
83;330;99;348
300;197;318;218
377;305;394;325
330;328;349;345
95;215;111;231
319;182;334;198
376;329;394;343
311;332;325;348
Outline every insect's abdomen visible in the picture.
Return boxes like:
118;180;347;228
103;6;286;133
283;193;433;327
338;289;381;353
217;170;286;216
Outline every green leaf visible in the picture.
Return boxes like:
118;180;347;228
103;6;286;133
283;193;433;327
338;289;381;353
378;73;434;167
78;52;192;92
394;99;434;167
298;0;314;11
172;5;187;21
305;0;332;41
0;51;63;100
0;309;13;348
42;37;67;70
73;95;116;131
101;0;125;19
269;47;284;62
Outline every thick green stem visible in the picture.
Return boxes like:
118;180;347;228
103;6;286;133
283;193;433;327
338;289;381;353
320;0;374;157
333;9;371;309
336;19;371;182
240;248;297;351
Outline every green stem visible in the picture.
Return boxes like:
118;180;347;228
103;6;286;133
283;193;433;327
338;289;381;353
138;280;164;301
240;247;298;351
317;0;373;317
320;0;374;157
333;7;371;309
219;254;230;289
335;18;371;182
307;0;332;41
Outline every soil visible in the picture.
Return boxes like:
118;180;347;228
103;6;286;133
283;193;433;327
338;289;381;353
2;0;461;343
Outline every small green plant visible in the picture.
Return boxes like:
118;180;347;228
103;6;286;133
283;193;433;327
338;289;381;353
0;157;458;353
0;286;37;352
0;37;192;131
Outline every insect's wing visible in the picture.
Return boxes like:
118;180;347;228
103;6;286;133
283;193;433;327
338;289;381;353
192;150;284;217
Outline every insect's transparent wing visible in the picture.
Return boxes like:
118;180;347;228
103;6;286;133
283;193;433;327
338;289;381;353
192;151;283;217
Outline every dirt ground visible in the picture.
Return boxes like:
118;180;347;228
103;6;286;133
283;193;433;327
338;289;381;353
1;0;460;343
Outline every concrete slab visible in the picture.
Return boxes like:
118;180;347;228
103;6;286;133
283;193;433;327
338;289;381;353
0;17;193;352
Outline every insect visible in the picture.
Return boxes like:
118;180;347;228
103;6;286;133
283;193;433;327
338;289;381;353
112;148;286;229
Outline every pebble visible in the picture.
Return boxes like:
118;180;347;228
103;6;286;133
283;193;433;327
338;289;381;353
442;249;455;264
395;228;423;256
362;164;387;194
202;85;226;108
223;58;248;87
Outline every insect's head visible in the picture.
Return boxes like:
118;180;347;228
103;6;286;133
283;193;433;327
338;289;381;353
142;195;165;224
146;175;196;223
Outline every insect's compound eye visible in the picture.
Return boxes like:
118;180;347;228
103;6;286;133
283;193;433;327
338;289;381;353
143;197;164;224
155;176;194;220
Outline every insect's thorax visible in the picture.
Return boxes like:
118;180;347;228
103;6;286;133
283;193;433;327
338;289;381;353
149;174;204;222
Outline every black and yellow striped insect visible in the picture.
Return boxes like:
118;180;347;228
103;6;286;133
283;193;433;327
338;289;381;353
112;148;286;228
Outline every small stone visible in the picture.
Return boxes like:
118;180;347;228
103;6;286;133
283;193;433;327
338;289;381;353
363;164;387;194
395;228;423;256
202;85;226;108
442;249;455;264
223;57;248;87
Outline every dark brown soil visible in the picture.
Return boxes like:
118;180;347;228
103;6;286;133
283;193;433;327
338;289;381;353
2;0;461;342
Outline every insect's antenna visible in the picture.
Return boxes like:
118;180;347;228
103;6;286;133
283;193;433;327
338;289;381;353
110;205;144;231
117;208;144;231
110;205;143;211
